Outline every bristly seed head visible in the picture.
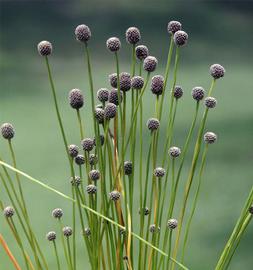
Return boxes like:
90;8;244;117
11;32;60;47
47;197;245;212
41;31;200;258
89;169;100;181
131;76;144;90
94;108;105;124
154;167;166;178
173;30;188;47
151;75;164;96
119;72;131;92
149;224;160;233
205;97;217;109
104;103;117;119
93;134;105;147
169;146;181;158
204;132;217;144
143;56;158;72
139;207;150;216
70;176;81;186
124;161;133;175
86;184;97;195
1;123;15;140
167;21;182;34
63;226;73;237
97;88;109;103
147;118;160;131
210;64;225;79
81;138;94;152
75;154;85;165
108;89;123;105
37;41;52;56
52;208;63;219
126;27;141;44
192;86;205;101
106;37;121;52
83;227;91;236
109;190;121;201
68;89;84;110
89;153;98;166
167;218;178;229
46;231;56;241
109;73;118;88
75;24;91;43
173;85;183;99
68;144;79;158
135;45;149;61
3;206;15;218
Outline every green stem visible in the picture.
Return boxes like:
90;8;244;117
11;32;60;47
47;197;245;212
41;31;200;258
53;241;61;270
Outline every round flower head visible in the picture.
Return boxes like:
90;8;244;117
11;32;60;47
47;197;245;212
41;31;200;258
68;144;79;158
126;27;141;44
154;167;165;178
52;208;63;219
1;123;15;140
167;21;182;34
135;45;149;60
75;154;85;165
81;138;94;152
173;85;183;99
63;226;73;237
75;24;91;42
3;206;14;218
149;224;160;233
124;161;133;175
104;103;117;119
86;184;97;195
192;87;205;101
205;97;217;109
210;64;225;79
93;134;105;147
108;89;123;105
147;118;160;131
169;146;181;158
249;205;253;214
68;89;84;110
173;31;188;46
119;72;131;92
89;153;98;166
131;76;144;90
89;169;100;181
97;88;109;103
151;75;164;96
109;190;121;201
46;231;56;241
106;37;121;52
204;132;217;144
83;227;91;237
109;73;118;88
37;41;52;56
167;218;178;229
143;56;158;72
71;176;81;186
123;256;128;261
139;207;150;216
94;108;105;124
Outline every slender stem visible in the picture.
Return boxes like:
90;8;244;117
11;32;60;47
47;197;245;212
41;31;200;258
53;241;61;270
66;237;73;270
76;109;84;139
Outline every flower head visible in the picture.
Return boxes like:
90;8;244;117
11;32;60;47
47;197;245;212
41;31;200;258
109;73;118;88
106;37;121;52
75;155;85;165
119;72;131;92
205;97;217;109
86;184;97;195
3;206;14;218
81;138;94;152
109;190;121;201
151;75;164;96
89;169;100;181
52;208;63;219
126;27;141;44
94;108;105;124
104;103;117;119
210;64;225;79
204;132;217;144
68;144;79;158
149;224;160;233
169;146;181;158
173;86;183;99
143;56;158;72
1;123;15;140
124;161;133;175
68;89;84;110
135;45;149;60
46;231;56;241
147;118;160;131
97;88;109;103
192;87;205;101
63;226;73;237
154;167;166;178
167;218;178;229
167;21;182;34
108;89;123;105
131;76;144;90
75;24;91;42
71;176;81;186
37;41;52;56
173;31;188;46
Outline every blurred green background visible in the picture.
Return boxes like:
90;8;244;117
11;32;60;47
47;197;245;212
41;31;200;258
0;0;253;269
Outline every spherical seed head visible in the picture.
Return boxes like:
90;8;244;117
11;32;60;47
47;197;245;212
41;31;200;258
210;64;225;79
108;89;123;105
75;24;91;42
249;205;253;214
147;118;160;131
97;88;109;103
167;21;182;34
1;123;15;140
126;27;141;44
139;207;150;216
119;72;131;92
52;208;63;219
169;146;181;158
81;138;94;152
86;184;97;195
149;224;160;233
46;231;56;241
135;45;149;61
173;85;183;99
167;218;178;229
3;206;14;218
151;75;164;96
173;30;188;46
192;86;205;101
204;132;217;144
124;161;133;175
131;76;144;90
104;103;117;119
94;108;105;124
106;37;121;52
71;176;81;186
83;227;91;236
89;169;100;181
63;226;73;237
93;134;105;147
68;89;84;110
143;56;158;72
109;190;121;201
68;144;79;158
205;97;217;109
75;154;85;165
123;256;128;261
89;153;98;166
109;73;118;88
154;167;165;178
37;41;52;56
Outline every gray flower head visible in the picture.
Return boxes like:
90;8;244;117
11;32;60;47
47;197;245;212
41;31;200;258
93;134;105;147
89;153;98;166
68;89;84;110
108;89;123;105
131;76;144;90
205;97;217;109
210;64;225;79
63;226;73;237
97;88;109;103
167;21;182;34
151;75;164;96
71;176;81;187
149;224;160;233
106;37;121;52
83;227;91;236
46;231;56;241
135;45;149;60
147;118;160;131
154;167;166;178
143;56;158;72
68;144;79;158
1;123;15;140
109;73;118;88
89;169;100;181
52;208;63;219
104;103;117;119
75;154;85;165
204;132;217;144
3;206;14;218
139;207;150;216
167;218;178;229
126;27;141;44
81;138;94;152
109;190;121;201
173;30;188;46
192;86;205;101
173;85;183;99
124;161;133;175
169;146;181;158
119;72;131;92
94;108;105;124
86;184;97;195
37;41;52;56
75;24;91;42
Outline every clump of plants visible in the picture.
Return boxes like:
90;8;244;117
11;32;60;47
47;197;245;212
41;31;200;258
0;21;252;270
